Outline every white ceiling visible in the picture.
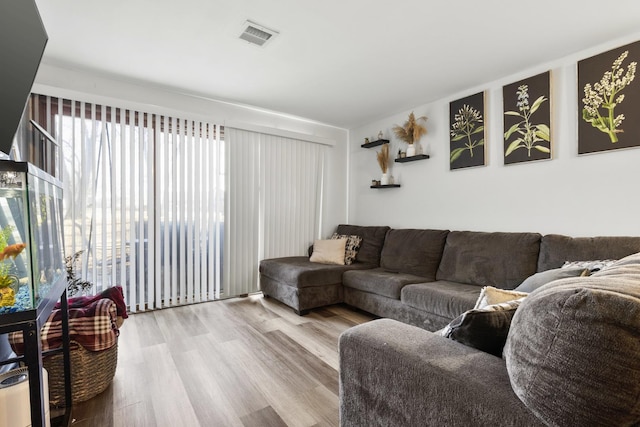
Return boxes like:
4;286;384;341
35;0;640;129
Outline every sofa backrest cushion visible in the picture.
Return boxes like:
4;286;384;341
380;229;449;279
537;234;640;271
504;252;640;427
436;231;541;289
335;224;390;266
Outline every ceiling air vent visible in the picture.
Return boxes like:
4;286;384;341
239;20;279;47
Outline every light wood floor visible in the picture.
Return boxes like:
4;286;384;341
68;295;375;427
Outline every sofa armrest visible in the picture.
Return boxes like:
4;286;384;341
339;319;543;427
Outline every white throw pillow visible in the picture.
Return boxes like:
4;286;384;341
309;239;347;265
474;286;528;310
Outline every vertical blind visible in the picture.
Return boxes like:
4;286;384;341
30;94;225;312
225;128;325;296
29;95;326;312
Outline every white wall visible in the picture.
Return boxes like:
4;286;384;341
349;32;640;237
33;62;349;238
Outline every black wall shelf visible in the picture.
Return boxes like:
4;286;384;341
395;154;430;163
370;184;400;189
361;139;389;148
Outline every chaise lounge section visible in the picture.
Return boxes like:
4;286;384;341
259;224;389;315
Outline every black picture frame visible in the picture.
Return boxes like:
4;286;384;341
503;71;551;165
578;40;640;155
449;92;486;170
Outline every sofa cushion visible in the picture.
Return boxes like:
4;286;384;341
537;234;640;271
401;281;480;320
342;268;428;300
335;224;390;266
380;228;449;279
259;256;372;288
309;238;346;265
504;252;640;427
442;297;524;357
514;267;588;293
436;231;541;289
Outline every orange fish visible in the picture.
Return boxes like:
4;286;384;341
0;243;26;261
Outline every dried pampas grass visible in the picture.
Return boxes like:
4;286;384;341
393;112;427;145
377;143;389;173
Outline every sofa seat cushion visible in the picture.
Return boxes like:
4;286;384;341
380;228;449;279
342;268;428;300
505;252;640;427
259;256;373;288
401;281;480;320
436;231;541;289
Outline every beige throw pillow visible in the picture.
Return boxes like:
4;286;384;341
309;239;347;265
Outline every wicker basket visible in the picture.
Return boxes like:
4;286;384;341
43;340;118;406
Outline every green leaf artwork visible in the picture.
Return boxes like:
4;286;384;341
504;85;550;157
582;50;637;143
449;104;485;164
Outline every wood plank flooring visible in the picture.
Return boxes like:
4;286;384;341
66;295;375;427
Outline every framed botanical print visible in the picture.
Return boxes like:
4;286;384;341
578;40;640;154
449;91;486;170
503;71;551;164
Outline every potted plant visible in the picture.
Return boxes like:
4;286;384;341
393;112;427;157
65;250;93;296
376;143;390;185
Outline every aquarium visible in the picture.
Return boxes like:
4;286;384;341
0;161;64;315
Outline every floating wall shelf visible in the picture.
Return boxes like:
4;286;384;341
370;184;401;189
395;154;430;163
361;139;389;148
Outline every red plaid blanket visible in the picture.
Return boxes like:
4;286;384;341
57;285;128;320
10;298;119;354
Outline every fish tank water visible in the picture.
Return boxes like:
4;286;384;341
0;161;64;315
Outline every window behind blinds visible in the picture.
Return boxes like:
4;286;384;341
31;94;225;312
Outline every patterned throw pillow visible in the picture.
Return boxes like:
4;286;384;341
473;286;528;309
562;259;617;272
331;233;363;265
441;297;525;357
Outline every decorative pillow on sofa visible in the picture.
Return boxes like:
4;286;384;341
331;233;363;265
309;239;346;265
514;267;589;293
561;259;616;272
441;297;525;357
474;286;528;309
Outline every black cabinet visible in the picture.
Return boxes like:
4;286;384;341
0;276;72;427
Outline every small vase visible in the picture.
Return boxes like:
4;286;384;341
406;144;416;157
381;173;389;186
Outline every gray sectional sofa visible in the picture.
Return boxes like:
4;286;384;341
260;224;640;426
259;224;640;329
